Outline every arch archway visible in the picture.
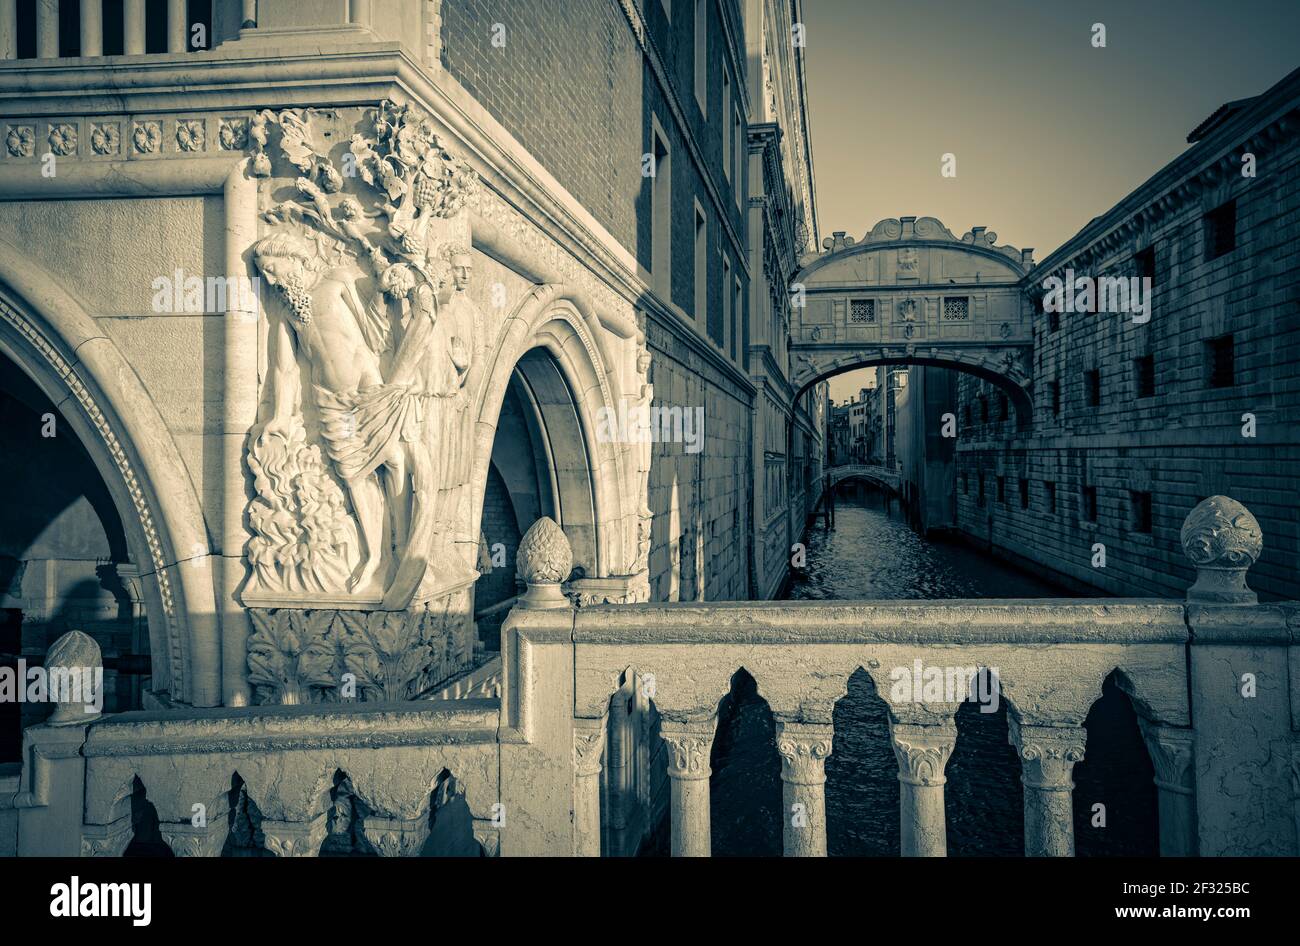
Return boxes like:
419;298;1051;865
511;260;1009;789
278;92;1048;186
0;243;217;707
469;285;634;626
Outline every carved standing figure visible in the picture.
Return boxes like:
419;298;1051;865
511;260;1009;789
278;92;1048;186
254;233;393;593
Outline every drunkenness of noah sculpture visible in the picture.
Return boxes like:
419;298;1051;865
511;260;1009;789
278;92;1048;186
244;101;483;612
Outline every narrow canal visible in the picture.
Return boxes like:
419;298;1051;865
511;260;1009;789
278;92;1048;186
703;483;1159;857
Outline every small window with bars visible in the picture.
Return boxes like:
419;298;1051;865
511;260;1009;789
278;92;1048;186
1205;199;1237;261
1085;369;1101;408
997;476;1006;504
1134;245;1156;280
1045;481;1057;515
849;299;876;324
1134;355;1155;398
1049;381;1061;416
1131;491;1153;533
1206;335;1234;388
1082;485;1098;523
943;297;969;321
1019;478;1029;509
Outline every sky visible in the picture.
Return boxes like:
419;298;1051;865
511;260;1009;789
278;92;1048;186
801;1;1300;405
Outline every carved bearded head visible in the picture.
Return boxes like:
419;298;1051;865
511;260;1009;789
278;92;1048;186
253;233;330;326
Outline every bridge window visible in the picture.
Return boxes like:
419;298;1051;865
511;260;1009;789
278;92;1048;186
1019;478;1029;509
1082;485;1098;523
1204;199;1237;261
1085;369;1101;408
1134;355;1155;398
1130;491;1153;533
849;299;875;324
1045;480;1057;514
943;297;969;321
1205;334;1234;388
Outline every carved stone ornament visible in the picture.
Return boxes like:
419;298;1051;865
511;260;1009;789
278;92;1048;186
1009;720;1086;790
775;722;834;786
47;123;77;156
5;125;34;157
1180;496;1263;603
132;121;161;154
243;100;481;614
44;629;102;725
662;730;714;780
889;722;956;787
90;123;120;156
516;517;573;607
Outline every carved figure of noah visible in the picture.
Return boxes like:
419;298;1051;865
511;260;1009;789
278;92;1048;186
253;232;395;594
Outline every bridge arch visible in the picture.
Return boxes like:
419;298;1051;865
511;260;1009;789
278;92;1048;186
790;216;1036;428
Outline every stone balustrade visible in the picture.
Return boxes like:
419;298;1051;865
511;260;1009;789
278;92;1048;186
0;0;194;59
8;499;1299;857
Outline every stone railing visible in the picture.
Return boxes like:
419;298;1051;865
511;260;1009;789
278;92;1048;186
0;0;226;59
7;497;1298;856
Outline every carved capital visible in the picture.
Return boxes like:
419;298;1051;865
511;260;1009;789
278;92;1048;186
361;811;432;857
574;719;608;778
1137;720;1195;795
261;815;329;858
660;719;718;781
80;815;134;858
472;818;501;857
160;818;231;858
1009;719;1086;791
775;721;834;786
1180;496;1262;603
888;721;956;787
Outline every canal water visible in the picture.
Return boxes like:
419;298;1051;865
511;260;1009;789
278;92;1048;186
704;484;1159;857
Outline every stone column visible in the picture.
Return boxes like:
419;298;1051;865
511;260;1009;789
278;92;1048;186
888;721;956;857
35;0;56;58
124;0;145;55
775;720;833;857
1009;718;1086;857
1137;719;1196;856
573;717;607;857
79;0;102;56
167;0;186;52
0;0;16;60
660;717;717;857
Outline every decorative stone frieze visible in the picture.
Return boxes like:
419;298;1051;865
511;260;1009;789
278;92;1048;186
47;123;77;156
89;122;119;155
80;815;134;857
175;119;205;152
261;815;329;858
131;121;161;154
5;124;34;157
1180;496;1263;604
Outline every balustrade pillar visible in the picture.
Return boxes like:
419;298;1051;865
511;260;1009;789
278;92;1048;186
36;0;57;58
888;721;956;856
660;717;717;857
1009;719;1086;857
124;0;145;54
775;721;833;857
573;717;607;857
0;0;15;60
1137;720;1196;856
79;0;102;56
167;0;186;52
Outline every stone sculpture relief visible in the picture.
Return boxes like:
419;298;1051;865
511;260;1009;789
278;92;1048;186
243;101;481;612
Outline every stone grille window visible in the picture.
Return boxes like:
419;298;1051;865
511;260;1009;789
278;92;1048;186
1134;355;1155;398
1131;491;1153;533
849;299;875;324
1085;369;1101;408
1082;485;1098;523
1206;335;1234;388
1205;199;1237;261
943;297;969;321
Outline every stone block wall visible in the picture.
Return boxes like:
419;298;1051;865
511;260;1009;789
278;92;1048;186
954;114;1300;600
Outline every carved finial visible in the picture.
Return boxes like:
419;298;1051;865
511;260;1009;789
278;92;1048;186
516;517;573;607
1180;496;1263;604
44;630;102;724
